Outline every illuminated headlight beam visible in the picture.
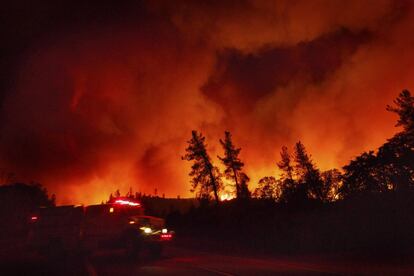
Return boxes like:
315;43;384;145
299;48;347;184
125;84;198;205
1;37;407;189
140;227;152;234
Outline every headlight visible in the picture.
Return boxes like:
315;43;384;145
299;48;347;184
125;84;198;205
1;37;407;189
162;228;168;234
140;227;152;234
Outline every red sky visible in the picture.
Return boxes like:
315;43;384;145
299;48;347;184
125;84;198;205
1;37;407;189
0;0;413;204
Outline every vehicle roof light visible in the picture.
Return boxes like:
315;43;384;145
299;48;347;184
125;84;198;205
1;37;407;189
114;199;140;206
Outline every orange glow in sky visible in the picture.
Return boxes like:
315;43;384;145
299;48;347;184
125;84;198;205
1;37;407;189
0;1;412;204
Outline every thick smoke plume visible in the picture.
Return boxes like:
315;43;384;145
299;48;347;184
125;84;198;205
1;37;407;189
1;0;413;203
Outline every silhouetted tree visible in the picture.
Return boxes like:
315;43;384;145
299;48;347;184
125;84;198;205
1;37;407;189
320;169;342;201
294;141;325;201
277;146;297;203
0;182;55;210
50;193;56;205
381;89;414;191
127;187;134;198
238;172;251;200
387;89;414;131
341;90;414;197
182;130;221;204
253;176;280;200
218;131;250;200
278;146;294;180
377;133;414;191
0;182;55;236
108;193;114;203
340;151;389;197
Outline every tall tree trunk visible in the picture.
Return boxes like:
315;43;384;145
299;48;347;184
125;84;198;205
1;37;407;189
210;172;219;204
232;167;240;198
203;155;219;204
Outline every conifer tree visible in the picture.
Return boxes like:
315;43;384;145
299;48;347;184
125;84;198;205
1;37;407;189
183;130;221;204
387;89;414;131
294;141;324;201
238;172;251;200
278;146;295;181
277;146;297;202
218;131;250;199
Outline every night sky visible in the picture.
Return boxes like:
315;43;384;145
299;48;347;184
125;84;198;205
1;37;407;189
1;0;412;204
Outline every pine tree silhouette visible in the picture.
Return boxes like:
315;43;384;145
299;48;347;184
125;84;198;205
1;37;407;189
218;131;250;200
182;130;221;204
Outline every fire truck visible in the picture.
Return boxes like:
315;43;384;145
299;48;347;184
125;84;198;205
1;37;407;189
28;198;173;258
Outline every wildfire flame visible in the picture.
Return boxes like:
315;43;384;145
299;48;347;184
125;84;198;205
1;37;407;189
220;193;235;201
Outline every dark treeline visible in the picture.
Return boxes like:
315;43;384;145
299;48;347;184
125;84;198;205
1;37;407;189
172;90;414;257
182;90;414;205
0;182;55;239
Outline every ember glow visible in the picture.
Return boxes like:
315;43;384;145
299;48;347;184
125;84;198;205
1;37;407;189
1;1;413;204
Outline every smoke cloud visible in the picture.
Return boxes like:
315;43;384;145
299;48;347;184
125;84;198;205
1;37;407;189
1;0;413;203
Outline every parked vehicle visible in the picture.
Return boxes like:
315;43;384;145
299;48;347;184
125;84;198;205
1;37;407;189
28;198;173;258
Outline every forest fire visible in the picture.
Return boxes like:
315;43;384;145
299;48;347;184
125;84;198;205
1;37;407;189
1;3;414;275
0;1;413;204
